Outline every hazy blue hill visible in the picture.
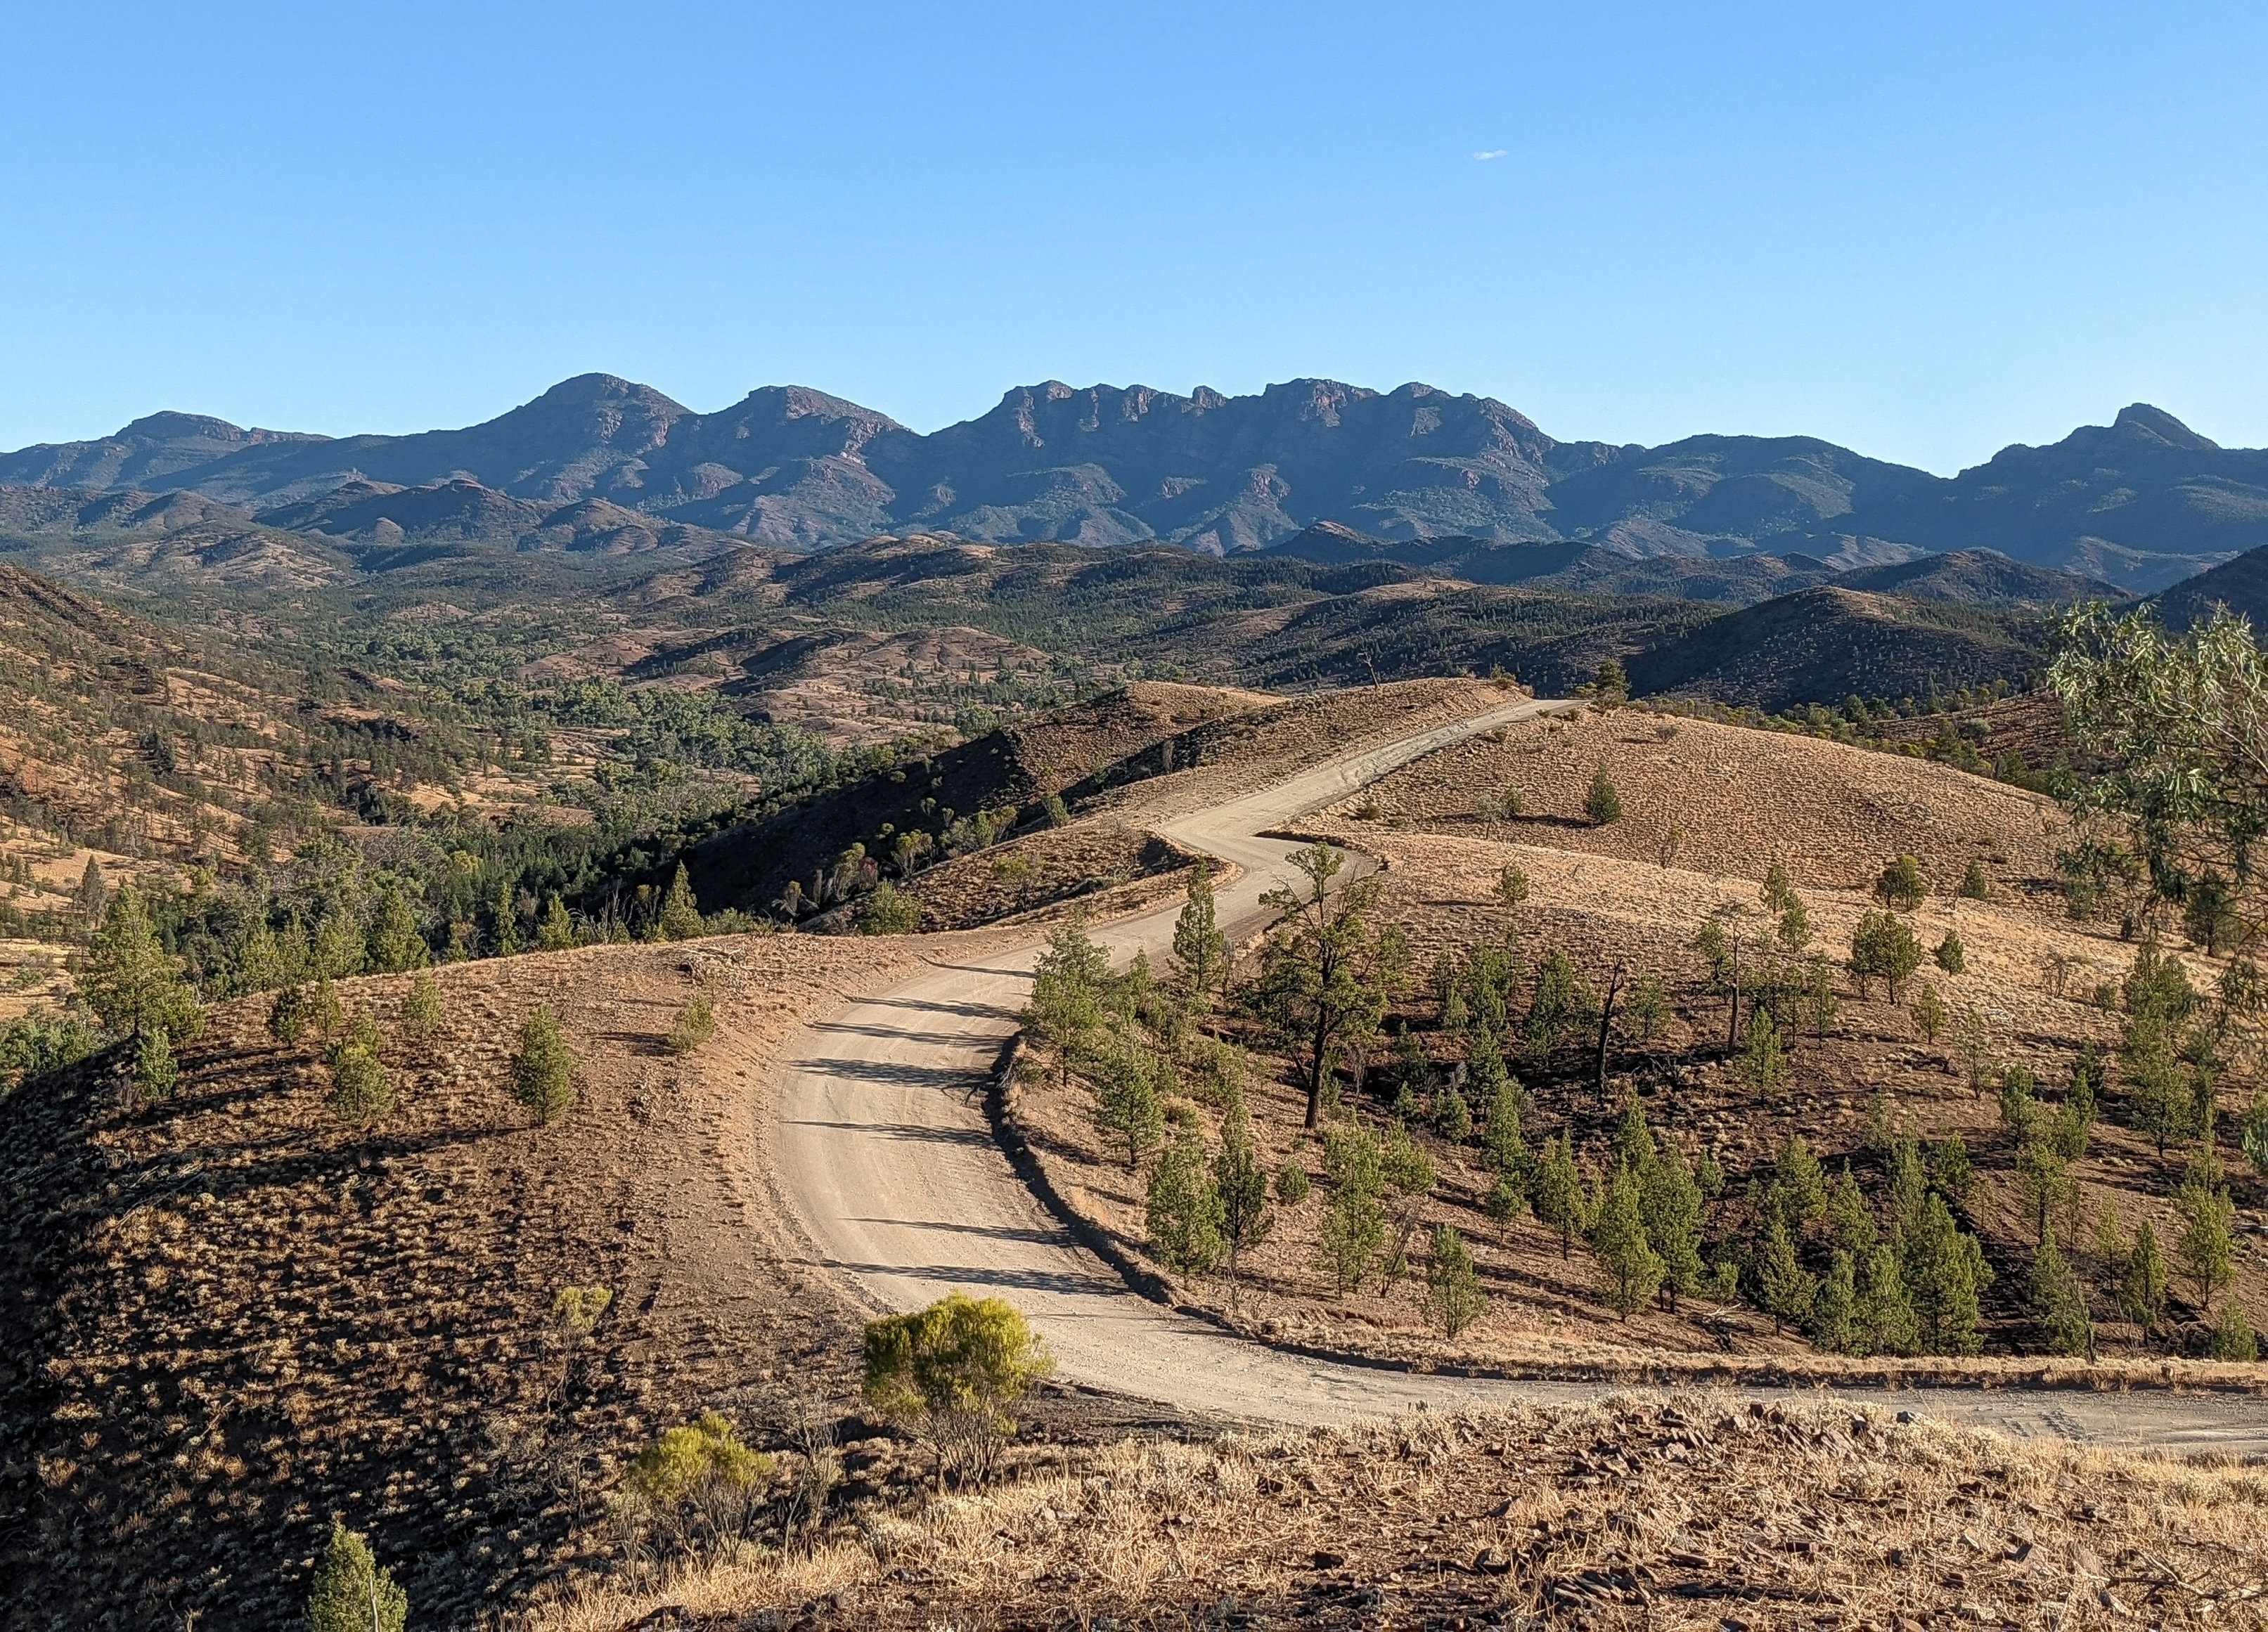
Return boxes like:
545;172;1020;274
1;382;2258;587
1850;406;2268;592
2151;542;2268;628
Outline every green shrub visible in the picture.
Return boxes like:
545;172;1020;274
2208;1300;2258;1363
666;995;717;1054
0;1009;98;1097
856;880;922;935
510;1004;577;1125
305;1521;407;1632
1935;931;1966;974
1585;767;1623;826
628;1411;771;1507
863;1293;1052;1486
1958;858;1990;901
1273;1162;1310;1206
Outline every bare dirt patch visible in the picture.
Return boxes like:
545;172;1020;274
1333;704;2070;909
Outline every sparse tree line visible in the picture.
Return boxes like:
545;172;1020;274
1016;792;2263;1361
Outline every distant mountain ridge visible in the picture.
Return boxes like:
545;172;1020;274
5;376;2262;590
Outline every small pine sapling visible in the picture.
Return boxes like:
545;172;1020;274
510;1003;578;1125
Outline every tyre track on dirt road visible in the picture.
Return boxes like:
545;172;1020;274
773;695;2268;1454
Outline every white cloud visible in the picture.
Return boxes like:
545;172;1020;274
1471;149;1507;161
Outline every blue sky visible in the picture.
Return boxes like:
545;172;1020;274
2;1;2262;472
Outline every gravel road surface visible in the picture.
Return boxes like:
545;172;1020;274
775;696;2268;1455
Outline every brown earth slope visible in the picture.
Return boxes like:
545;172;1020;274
0;933;1018;1627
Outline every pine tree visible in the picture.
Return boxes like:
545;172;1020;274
2016;1138;2076;1248
1827;1162;1876;1257
1613;1096;1657;1174
72;856;108;921
1483;1172;1526;1241
78;883;204;1043
1932;1131;1974;1202
1774;1134;1829;1231
1026;917;1109;1085
1810;1250;1858;1354
234;912;283;995
1145;1114;1224;1274
1093;1043;1168;1170
1763;861;1797;916
1211;1088;1273;1303
309;971;344;1042
304;1520;408;1632
1903;1193;1990;1354
1424;1225;1486;1338
657;863;704;940
536;892;577;951
1641;1141;1705;1303
268;983;313;1047
1958;857;1990;901
1876;854;1927;911
1318;1121;1387;1294
1858;1245;1919;1356
1588;1165;1663;1316
327;1043;394;1127
1933;930;1966;974
365;883;430;972
1533;1129;1584;1258
509;1004;577;1125
1778;896;1812;956
2174;1179;2236;1315
1912;982;1947;1045
314;905;366;980
2028;1228;2092;1357
1481;1071;1528;1184
1737;1007;1790;1099
399;973;443;1042
2208;1301;2258;1362
1171;861;1230;1007
2120;1219;2170;1334
132;1026;179;1105
1757;1208;1815;1330
491;880;521;956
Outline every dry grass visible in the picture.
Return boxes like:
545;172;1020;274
1336;704;2070;909
523;1397;2268;1628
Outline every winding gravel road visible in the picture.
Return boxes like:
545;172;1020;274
775;695;2268;1456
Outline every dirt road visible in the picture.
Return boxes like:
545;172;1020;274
773;696;2268;1455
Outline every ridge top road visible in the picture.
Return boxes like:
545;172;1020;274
774;694;2268;1455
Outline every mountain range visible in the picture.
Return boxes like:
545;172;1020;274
5;376;2264;592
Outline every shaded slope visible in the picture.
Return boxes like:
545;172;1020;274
2152;541;2268;628
1625;585;2050;710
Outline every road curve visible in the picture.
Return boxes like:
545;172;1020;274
773;696;2268;1456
